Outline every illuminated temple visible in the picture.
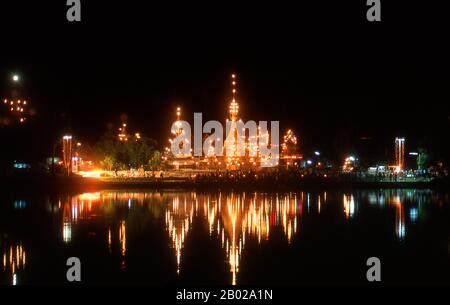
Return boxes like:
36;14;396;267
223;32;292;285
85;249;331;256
165;74;302;170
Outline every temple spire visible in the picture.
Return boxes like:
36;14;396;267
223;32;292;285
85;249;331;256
229;74;239;121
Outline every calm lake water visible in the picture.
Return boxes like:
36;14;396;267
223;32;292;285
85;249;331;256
1;189;449;285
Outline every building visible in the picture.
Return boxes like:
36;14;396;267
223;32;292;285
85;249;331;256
395;137;405;169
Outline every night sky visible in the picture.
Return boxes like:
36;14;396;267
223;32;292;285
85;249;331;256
0;0;449;165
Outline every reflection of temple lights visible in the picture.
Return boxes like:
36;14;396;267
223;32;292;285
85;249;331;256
108;228;112;253
1;241;26;285
119;220;127;269
165;196;193;275
343;194;355;218
119;220;126;257
318;195;321;214
37;190;432;285
163;192;299;284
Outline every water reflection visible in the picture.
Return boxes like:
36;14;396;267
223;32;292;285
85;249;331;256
1;241;26;285
1;189;447;284
166;196;193;274
119;220;126;269
163;192;300;284
161;190;425;283
392;196;406;240
343;194;356;219
13;200;27;210
365;189;430;240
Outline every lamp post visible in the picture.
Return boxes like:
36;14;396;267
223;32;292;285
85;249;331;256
62;135;73;176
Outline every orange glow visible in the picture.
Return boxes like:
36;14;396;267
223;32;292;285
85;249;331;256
78;192;101;201
77;170;105;178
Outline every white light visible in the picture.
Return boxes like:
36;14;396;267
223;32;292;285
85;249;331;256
409;208;418;222
12;74;19;82
314;151;320;156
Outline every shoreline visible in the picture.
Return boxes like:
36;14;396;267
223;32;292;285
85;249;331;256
2;175;448;194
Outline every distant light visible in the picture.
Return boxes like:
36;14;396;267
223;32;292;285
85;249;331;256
409;152;418;156
314;151;320;156
307;160;312;165
13;200;27;209
78;170;104;178
13;162;31;169
12;74;19;82
409;208;418;222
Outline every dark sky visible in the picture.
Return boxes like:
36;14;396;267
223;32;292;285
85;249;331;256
0;0;449;164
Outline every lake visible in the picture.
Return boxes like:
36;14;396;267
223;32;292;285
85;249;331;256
1;189;449;285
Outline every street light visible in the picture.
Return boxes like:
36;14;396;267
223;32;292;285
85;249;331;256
12;74;19;82
62;135;73;176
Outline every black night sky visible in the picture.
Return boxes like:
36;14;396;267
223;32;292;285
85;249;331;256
0;0;449;166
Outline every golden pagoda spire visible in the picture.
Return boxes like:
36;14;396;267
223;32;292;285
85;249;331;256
176;106;181;121
229;74;239;121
